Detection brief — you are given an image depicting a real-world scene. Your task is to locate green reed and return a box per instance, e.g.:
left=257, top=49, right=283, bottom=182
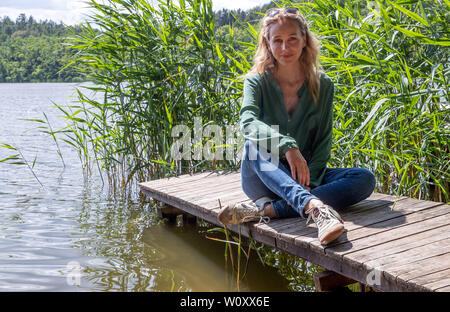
left=289, top=0, right=449, bottom=203
left=0, top=143, right=44, bottom=187
left=56, top=0, right=248, bottom=193
left=52, top=0, right=448, bottom=203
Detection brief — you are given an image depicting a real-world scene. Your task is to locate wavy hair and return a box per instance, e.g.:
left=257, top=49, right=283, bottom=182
left=247, top=9, right=323, bottom=104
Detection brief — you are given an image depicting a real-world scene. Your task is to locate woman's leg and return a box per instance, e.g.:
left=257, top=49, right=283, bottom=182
left=311, top=168, right=376, bottom=210
left=227, top=141, right=348, bottom=245
left=240, top=140, right=317, bottom=218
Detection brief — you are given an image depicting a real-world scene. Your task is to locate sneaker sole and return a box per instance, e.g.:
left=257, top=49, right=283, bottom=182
left=320, top=224, right=345, bottom=245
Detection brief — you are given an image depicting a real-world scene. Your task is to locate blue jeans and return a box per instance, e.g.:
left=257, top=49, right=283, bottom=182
left=241, top=141, right=376, bottom=219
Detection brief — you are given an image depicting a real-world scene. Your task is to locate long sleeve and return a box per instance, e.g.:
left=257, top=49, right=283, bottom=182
left=239, top=75, right=298, bottom=156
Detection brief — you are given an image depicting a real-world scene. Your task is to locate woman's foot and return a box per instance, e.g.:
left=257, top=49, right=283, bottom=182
left=217, top=201, right=269, bottom=225
left=305, top=202, right=345, bottom=245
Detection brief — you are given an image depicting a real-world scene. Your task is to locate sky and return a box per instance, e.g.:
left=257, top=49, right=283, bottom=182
left=0, top=0, right=272, bottom=25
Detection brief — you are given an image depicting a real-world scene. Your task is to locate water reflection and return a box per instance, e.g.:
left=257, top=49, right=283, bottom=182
left=73, top=186, right=291, bottom=292
left=0, top=83, right=320, bottom=292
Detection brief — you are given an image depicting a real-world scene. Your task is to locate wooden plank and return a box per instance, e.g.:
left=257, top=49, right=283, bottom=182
left=274, top=235, right=344, bottom=276
left=141, top=189, right=216, bottom=223
left=335, top=197, right=443, bottom=236
left=428, top=277, right=450, bottom=291
left=340, top=194, right=408, bottom=216
left=141, top=178, right=243, bottom=209
left=143, top=173, right=241, bottom=196
left=435, top=285, right=450, bottom=292
left=344, top=224, right=450, bottom=265
left=140, top=171, right=214, bottom=188
left=279, top=203, right=449, bottom=291
left=327, top=213, right=450, bottom=291
left=275, top=195, right=410, bottom=245
left=165, top=181, right=243, bottom=203
left=386, top=252, right=450, bottom=291
left=140, top=171, right=240, bottom=191
left=324, top=205, right=450, bottom=260
left=374, top=238, right=450, bottom=274
left=407, top=268, right=450, bottom=291
left=305, top=200, right=446, bottom=257
left=260, top=202, right=448, bottom=290
left=139, top=171, right=450, bottom=292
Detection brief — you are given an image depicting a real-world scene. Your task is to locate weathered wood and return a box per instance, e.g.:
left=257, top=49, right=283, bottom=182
left=313, top=270, right=357, bottom=292
left=140, top=172, right=240, bottom=193
left=146, top=177, right=242, bottom=201
left=343, top=224, right=450, bottom=272
left=139, top=171, right=450, bottom=292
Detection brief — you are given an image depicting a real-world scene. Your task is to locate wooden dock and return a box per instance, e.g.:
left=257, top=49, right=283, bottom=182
left=139, top=171, right=450, bottom=292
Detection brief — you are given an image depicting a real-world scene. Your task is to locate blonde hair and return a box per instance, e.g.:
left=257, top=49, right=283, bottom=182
left=247, top=9, right=323, bottom=104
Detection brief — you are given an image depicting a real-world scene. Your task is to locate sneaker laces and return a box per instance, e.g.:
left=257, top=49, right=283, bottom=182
left=243, top=215, right=270, bottom=224
left=238, top=202, right=270, bottom=224
left=306, top=205, right=343, bottom=228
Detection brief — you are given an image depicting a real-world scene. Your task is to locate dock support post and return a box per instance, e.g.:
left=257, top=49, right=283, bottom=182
left=313, top=270, right=357, bottom=292
left=156, top=202, right=197, bottom=225
left=182, top=213, right=197, bottom=225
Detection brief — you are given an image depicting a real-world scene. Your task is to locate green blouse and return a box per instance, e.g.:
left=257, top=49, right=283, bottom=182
left=239, top=70, right=334, bottom=187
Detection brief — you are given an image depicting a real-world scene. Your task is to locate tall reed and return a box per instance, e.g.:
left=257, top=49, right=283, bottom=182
left=289, top=0, right=449, bottom=202
left=56, top=0, right=248, bottom=193
left=54, top=0, right=448, bottom=203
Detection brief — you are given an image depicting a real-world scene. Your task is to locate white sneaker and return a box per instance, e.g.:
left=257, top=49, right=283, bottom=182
left=306, top=204, right=345, bottom=245
left=217, top=201, right=270, bottom=226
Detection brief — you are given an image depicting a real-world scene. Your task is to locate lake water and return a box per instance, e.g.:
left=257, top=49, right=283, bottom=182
left=0, top=83, right=319, bottom=292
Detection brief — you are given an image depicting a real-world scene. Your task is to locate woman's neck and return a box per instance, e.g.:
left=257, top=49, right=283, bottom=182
left=272, top=64, right=304, bottom=86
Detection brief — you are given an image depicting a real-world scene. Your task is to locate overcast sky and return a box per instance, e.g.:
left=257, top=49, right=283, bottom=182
left=0, top=0, right=272, bottom=25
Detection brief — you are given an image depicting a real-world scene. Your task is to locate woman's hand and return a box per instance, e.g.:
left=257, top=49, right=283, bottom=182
left=285, top=147, right=310, bottom=188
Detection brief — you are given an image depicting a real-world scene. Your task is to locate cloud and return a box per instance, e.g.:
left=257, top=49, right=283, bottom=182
left=0, top=0, right=93, bottom=25
left=0, top=0, right=272, bottom=25
left=0, top=0, right=69, bottom=10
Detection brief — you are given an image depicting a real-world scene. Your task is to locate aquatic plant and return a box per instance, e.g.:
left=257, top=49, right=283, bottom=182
left=54, top=0, right=448, bottom=202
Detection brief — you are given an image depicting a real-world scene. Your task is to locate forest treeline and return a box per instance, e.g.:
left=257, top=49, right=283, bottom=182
left=0, top=1, right=279, bottom=83
left=1, top=0, right=448, bottom=204
left=0, top=13, right=87, bottom=82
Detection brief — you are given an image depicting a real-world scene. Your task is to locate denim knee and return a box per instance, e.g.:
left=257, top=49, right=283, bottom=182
left=358, top=168, right=376, bottom=199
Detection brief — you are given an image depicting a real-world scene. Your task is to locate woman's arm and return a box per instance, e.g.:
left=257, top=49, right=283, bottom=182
left=239, top=75, right=299, bottom=157
left=240, top=75, right=311, bottom=187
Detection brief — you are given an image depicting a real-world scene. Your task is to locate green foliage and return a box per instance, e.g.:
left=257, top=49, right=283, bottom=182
left=297, top=0, right=449, bottom=202
left=52, top=0, right=448, bottom=203
left=0, top=14, right=86, bottom=82
left=56, top=0, right=254, bottom=189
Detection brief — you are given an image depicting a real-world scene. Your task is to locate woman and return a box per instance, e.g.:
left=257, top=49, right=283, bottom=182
left=217, top=7, right=376, bottom=245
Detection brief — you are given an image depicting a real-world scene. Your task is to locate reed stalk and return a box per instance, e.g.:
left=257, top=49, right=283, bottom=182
left=51, top=0, right=448, bottom=202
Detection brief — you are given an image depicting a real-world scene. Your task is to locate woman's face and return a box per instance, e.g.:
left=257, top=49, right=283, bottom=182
left=267, top=19, right=306, bottom=67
